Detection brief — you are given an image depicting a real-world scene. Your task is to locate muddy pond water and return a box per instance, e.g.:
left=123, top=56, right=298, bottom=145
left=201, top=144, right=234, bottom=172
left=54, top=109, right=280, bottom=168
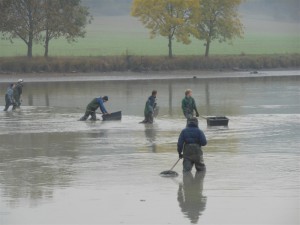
left=0, top=72, right=299, bottom=224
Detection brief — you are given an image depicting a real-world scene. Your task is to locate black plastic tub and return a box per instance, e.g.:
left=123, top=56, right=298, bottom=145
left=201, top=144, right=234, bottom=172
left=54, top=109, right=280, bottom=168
left=206, top=116, right=229, bottom=126
left=102, top=111, right=122, bottom=121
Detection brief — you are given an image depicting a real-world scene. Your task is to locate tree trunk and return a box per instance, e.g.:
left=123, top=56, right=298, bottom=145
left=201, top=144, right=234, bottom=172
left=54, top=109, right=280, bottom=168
left=205, top=40, right=210, bottom=57
left=44, top=29, right=49, bottom=57
left=27, top=7, right=33, bottom=58
left=27, top=35, right=33, bottom=58
left=168, top=36, right=173, bottom=58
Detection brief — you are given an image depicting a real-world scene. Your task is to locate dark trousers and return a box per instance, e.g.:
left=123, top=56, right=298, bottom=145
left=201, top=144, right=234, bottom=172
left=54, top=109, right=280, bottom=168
left=183, top=144, right=206, bottom=172
left=3, top=95, right=13, bottom=111
left=80, top=110, right=96, bottom=121
left=142, top=112, right=154, bottom=124
left=184, top=112, right=194, bottom=119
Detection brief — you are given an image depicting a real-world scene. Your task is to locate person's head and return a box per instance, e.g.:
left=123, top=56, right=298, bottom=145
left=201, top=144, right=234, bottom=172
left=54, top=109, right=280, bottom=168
left=102, top=96, right=108, bottom=102
left=187, top=117, right=198, bottom=127
left=152, top=90, right=157, bottom=97
left=185, top=89, right=192, bottom=97
left=17, top=79, right=24, bottom=84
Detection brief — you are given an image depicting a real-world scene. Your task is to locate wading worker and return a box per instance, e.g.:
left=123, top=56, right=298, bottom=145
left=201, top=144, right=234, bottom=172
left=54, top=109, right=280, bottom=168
left=182, top=89, right=199, bottom=119
left=79, top=96, right=109, bottom=121
left=3, top=83, right=15, bottom=111
left=177, top=117, right=207, bottom=172
left=12, top=79, right=24, bottom=110
left=141, top=90, right=157, bottom=124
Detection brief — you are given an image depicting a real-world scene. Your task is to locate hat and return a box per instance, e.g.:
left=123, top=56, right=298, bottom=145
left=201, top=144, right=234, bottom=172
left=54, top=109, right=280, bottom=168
left=187, top=117, right=198, bottom=127
left=102, top=96, right=108, bottom=101
left=17, top=79, right=24, bottom=83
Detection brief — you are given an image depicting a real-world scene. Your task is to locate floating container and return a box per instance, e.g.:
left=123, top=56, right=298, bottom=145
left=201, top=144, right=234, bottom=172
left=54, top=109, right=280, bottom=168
left=102, top=111, right=122, bottom=121
left=206, top=116, right=229, bottom=126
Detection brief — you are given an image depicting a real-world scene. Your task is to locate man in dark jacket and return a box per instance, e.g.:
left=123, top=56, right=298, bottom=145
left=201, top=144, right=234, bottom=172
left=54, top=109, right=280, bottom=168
left=12, top=79, right=24, bottom=110
left=177, top=117, right=207, bottom=172
left=182, top=89, right=199, bottom=119
left=3, top=83, right=15, bottom=111
left=141, top=90, right=157, bottom=124
left=79, top=96, right=109, bottom=121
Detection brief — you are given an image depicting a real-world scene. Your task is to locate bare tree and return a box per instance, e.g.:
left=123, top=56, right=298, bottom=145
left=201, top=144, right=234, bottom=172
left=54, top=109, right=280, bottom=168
left=0, top=0, right=44, bottom=57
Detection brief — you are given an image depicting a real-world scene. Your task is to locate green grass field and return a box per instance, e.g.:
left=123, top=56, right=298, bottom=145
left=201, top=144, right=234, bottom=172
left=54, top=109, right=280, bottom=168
left=0, top=16, right=299, bottom=57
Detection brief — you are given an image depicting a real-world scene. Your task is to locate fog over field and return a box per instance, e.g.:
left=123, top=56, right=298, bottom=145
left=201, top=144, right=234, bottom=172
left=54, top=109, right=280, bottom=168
left=0, top=0, right=298, bottom=56
left=82, top=0, right=300, bottom=43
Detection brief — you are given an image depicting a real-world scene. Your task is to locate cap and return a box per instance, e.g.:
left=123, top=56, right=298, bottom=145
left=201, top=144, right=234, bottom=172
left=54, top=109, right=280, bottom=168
left=102, top=96, right=108, bottom=101
left=17, top=79, right=24, bottom=83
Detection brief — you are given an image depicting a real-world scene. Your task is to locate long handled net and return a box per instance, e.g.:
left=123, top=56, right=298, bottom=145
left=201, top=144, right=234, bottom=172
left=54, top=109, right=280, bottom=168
left=160, top=158, right=180, bottom=177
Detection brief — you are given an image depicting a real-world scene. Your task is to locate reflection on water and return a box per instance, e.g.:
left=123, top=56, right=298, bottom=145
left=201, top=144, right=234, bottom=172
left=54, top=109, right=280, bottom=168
left=0, top=132, right=79, bottom=207
left=144, top=123, right=158, bottom=152
left=0, top=74, right=299, bottom=224
left=2, top=76, right=299, bottom=116
left=178, top=172, right=206, bottom=224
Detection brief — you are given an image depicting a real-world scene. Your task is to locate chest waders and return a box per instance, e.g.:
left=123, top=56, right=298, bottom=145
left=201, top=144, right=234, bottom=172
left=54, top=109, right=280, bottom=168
left=184, top=100, right=194, bottom=119
left=79, top=99, right=99, bottom=121
left=183, top=143, right=205, bottom=172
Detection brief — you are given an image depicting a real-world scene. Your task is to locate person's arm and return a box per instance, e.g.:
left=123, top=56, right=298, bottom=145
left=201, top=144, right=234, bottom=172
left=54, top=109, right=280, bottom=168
left=177, top=130, right=185, bottom=155
left=181, top=98, right=186, bottom=113
left=147, top=99, right=154, bottom=113
left=97, top=98, right=108, bottom=114
left=198, top=130, right=207, bottom=146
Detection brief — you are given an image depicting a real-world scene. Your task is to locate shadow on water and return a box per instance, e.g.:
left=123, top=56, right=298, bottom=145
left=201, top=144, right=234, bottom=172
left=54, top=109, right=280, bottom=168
left=177, top=171, right=207, bottom=224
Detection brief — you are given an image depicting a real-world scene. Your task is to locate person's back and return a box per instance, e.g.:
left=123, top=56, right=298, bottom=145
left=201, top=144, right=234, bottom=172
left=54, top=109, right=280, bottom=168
left=177, top=117, right=207, bottom=172
left=182, top=89, right=199, bottom=119
left=79, top=96, right=109, bottom=121
left=144, top=95, right=156, bottom=114
left=87, top=98, right=99, bottom=110
left=6, top=85, right=13, bottom=99
left=3, top=84, right=14, bottom=111
left=180, top=125, right=206, bottom=146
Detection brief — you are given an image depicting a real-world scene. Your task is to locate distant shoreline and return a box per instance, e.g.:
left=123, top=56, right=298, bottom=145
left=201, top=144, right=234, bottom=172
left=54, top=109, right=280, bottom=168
left=0, top=69, right=299, bottom=83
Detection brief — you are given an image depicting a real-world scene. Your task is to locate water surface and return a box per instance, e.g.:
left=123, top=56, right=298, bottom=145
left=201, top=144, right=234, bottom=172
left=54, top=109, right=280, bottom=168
left=0, top=73, right=299, bottom=224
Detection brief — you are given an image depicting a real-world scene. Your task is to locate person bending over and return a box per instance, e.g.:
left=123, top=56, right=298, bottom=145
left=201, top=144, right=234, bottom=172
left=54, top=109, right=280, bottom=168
left=80, top=96, right=109, bottom=121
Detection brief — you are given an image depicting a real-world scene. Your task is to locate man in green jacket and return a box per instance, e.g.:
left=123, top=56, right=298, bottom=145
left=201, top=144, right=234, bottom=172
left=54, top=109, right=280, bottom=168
left=182, top=89, right=199, bottom=119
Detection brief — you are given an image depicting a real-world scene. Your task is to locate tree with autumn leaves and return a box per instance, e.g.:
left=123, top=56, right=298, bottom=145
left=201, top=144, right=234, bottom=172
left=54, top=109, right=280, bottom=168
left=131, top=0, right=198, bottom=58
left=132, top=0, right=244, bottom=57
left=0, top=0, right=91, bottom=57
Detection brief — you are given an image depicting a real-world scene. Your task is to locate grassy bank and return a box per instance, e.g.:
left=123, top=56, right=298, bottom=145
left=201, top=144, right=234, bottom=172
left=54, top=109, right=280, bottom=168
left=0, top=54, right=299, bottom=73
left=0, top=17, right=299, bottom=57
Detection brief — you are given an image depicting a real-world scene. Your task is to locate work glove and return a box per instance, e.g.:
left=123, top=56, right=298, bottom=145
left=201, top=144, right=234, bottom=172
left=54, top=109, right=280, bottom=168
left=196, top=112, right=199, bottom=117
left=179, top=153, right=183, bottom=159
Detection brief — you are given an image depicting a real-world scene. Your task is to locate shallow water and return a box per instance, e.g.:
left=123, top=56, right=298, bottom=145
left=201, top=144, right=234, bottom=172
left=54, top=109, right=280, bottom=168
left=0, top=74, right=299, bottom=224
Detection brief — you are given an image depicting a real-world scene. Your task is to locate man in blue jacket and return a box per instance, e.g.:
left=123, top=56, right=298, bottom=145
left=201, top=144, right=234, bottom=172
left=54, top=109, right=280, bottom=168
left=177, top=117, right=207, bottom=172
left=79, top=96, right=109, bottom=121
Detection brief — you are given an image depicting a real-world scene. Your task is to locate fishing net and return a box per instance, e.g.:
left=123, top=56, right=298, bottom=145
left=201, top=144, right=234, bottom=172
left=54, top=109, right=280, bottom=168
left=159, top=170, right=178, bottom=177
